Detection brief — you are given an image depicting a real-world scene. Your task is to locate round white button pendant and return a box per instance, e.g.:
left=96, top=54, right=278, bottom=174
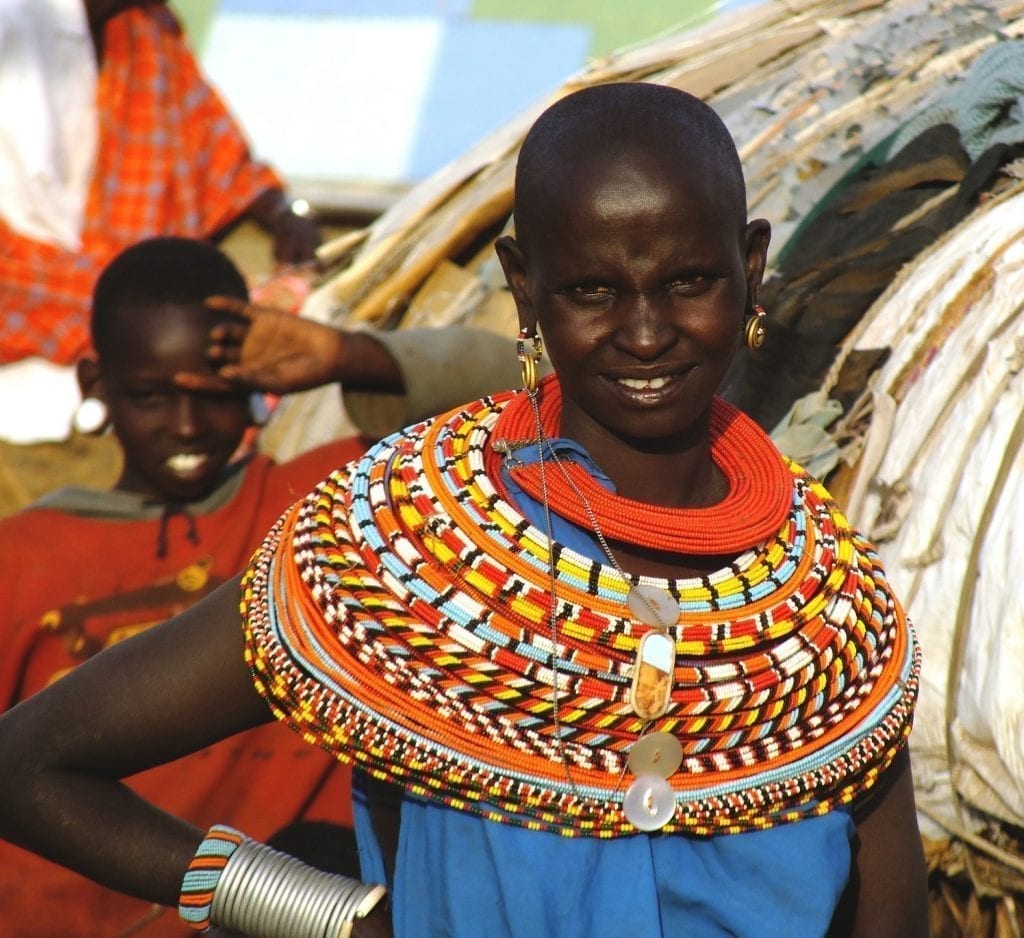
left=627, top=732, right=683, bottom=779
left=624, top=774, right=677, bottom=831
left=627, top=584, right=679, bottom=629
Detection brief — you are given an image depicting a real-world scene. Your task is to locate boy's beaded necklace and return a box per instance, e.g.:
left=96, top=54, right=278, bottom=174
left=241, top=382, right=920, bottom=838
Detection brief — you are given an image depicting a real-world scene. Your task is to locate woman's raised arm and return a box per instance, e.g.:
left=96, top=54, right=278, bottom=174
left=0, top=576, right=270, bottom=907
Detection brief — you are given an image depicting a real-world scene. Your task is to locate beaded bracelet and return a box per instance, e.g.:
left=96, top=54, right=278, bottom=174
left=179, top=824, right=246, bottom=931
left=178, top=824, right=387, bottom=936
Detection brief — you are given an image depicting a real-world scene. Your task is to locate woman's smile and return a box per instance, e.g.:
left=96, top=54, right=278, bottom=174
left=603, top=365, right=696, bottom=407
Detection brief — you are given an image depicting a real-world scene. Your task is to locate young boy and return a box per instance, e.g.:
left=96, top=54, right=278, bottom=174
left=0, top=236, right=522, bottom=936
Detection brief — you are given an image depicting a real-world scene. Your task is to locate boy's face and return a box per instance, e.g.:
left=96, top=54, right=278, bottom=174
left=499, top=147, right=768, bottom=460
left=95, top=303, right=251, bottom=503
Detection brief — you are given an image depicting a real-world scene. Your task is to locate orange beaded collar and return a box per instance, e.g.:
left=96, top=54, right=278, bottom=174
left=485, top=375, right=792, bottom=555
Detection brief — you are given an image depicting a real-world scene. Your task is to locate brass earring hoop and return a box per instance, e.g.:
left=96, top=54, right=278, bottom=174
left=517, top=329, right=543, bottom=393
left=745, top=304, right=767, bottom=351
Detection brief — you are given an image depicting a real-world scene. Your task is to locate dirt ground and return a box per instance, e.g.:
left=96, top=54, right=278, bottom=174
left=0, top=222, right=339, bottom=519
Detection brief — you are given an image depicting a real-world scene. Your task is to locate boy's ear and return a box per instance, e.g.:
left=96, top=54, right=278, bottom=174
left=76, top=357, right=105, bottom=402
left=494, top=235, right=537, bottom=335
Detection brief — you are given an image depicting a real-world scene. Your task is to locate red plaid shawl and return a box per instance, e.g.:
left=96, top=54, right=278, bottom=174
left=0, top=7, right=281, bottom=365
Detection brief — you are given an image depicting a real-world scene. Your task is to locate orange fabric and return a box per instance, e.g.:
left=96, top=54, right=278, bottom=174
left=0, top=6, right=281, bottom=366
left=0, top=437, right=370, bottom=938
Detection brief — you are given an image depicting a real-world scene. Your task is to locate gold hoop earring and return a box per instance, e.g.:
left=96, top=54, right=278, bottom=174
left=517, top=328, right=543, bottom=393
left=744, top=304, right=767, bottom=351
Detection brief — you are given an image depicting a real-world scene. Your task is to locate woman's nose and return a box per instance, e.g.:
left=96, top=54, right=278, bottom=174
left=613, top=291, right=677, bottom=359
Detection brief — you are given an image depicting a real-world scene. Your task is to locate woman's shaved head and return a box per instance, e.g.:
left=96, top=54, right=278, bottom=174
left=513, top=83, right=747, bottom=252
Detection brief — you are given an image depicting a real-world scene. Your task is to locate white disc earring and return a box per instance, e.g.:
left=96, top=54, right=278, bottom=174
left=73, top=397, right=109, bottom=435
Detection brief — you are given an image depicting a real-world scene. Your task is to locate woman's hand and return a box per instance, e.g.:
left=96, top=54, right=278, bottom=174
left=0, top=578, right=273, bottom=908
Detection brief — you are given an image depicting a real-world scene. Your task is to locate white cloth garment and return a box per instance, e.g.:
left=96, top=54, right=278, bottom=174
left=0, top=358, right=81, bottom=444
left=0, top=0, right=97, bottom=249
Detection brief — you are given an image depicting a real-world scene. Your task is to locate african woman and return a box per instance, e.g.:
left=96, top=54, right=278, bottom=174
left=0, top=83, right=929, bottom=938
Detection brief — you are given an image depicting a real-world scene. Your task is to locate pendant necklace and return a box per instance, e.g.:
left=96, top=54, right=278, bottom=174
left=508, top=391, right=685, bottom=832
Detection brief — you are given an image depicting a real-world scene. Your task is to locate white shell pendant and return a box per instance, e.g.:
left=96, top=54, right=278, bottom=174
left=627, top=731, right=683, bottom=779
left=623, top=774, right=677, bottom=831
left=627, top=584, right=679, bottom=629
left=629, top=630, right=676, bottom=721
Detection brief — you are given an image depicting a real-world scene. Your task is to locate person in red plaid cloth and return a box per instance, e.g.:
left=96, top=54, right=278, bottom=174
left=0, top=0, right=319, bottom=443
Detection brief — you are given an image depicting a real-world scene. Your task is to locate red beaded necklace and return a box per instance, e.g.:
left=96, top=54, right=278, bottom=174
left=485, top=375, right=792, bottom=555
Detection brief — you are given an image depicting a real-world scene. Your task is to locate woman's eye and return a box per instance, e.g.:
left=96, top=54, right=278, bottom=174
left=667, top=275, right=710, bottom=295
left=566, top=284, right=615, bottom=303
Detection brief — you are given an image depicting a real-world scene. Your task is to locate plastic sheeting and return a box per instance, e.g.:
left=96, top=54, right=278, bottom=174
left=837, top=185, right=1024, bottom=840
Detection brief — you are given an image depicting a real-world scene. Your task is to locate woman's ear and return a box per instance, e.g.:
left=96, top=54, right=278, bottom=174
left=743, top=218, right=772, bottom=302
left=494, top=235, right=537, bottom=336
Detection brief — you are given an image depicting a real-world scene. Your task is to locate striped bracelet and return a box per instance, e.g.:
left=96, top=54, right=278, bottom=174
left=179, top=824, right=246, bottom=931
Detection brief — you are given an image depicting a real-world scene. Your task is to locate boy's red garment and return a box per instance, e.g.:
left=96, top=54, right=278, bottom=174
left=0, top=438, right=369, bottom=937
left=0, top=5, right=281, bottom=366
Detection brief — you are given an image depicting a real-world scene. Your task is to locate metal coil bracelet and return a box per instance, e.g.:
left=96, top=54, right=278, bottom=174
left=210, top=838, right=386, bottom=937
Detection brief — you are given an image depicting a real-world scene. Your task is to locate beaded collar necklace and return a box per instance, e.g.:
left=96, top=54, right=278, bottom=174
left=485, top=376, right=792, bottom=555
left=242, top=384, right=920, bottom=838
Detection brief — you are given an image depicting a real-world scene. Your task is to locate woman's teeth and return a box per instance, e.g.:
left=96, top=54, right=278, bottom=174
left=617, top=376, right=671, bottom=390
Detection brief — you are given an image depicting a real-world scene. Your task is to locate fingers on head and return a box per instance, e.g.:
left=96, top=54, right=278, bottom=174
left=205, top=295, right=255, bottom=321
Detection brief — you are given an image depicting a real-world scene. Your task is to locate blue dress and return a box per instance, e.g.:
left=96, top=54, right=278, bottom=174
left=353, top=438, right=854, bottom=937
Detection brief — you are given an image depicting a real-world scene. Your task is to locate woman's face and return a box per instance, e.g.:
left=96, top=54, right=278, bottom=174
left=499, top=148, right=768, bottom=462
left=94, top=303, right=251, bottom=503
